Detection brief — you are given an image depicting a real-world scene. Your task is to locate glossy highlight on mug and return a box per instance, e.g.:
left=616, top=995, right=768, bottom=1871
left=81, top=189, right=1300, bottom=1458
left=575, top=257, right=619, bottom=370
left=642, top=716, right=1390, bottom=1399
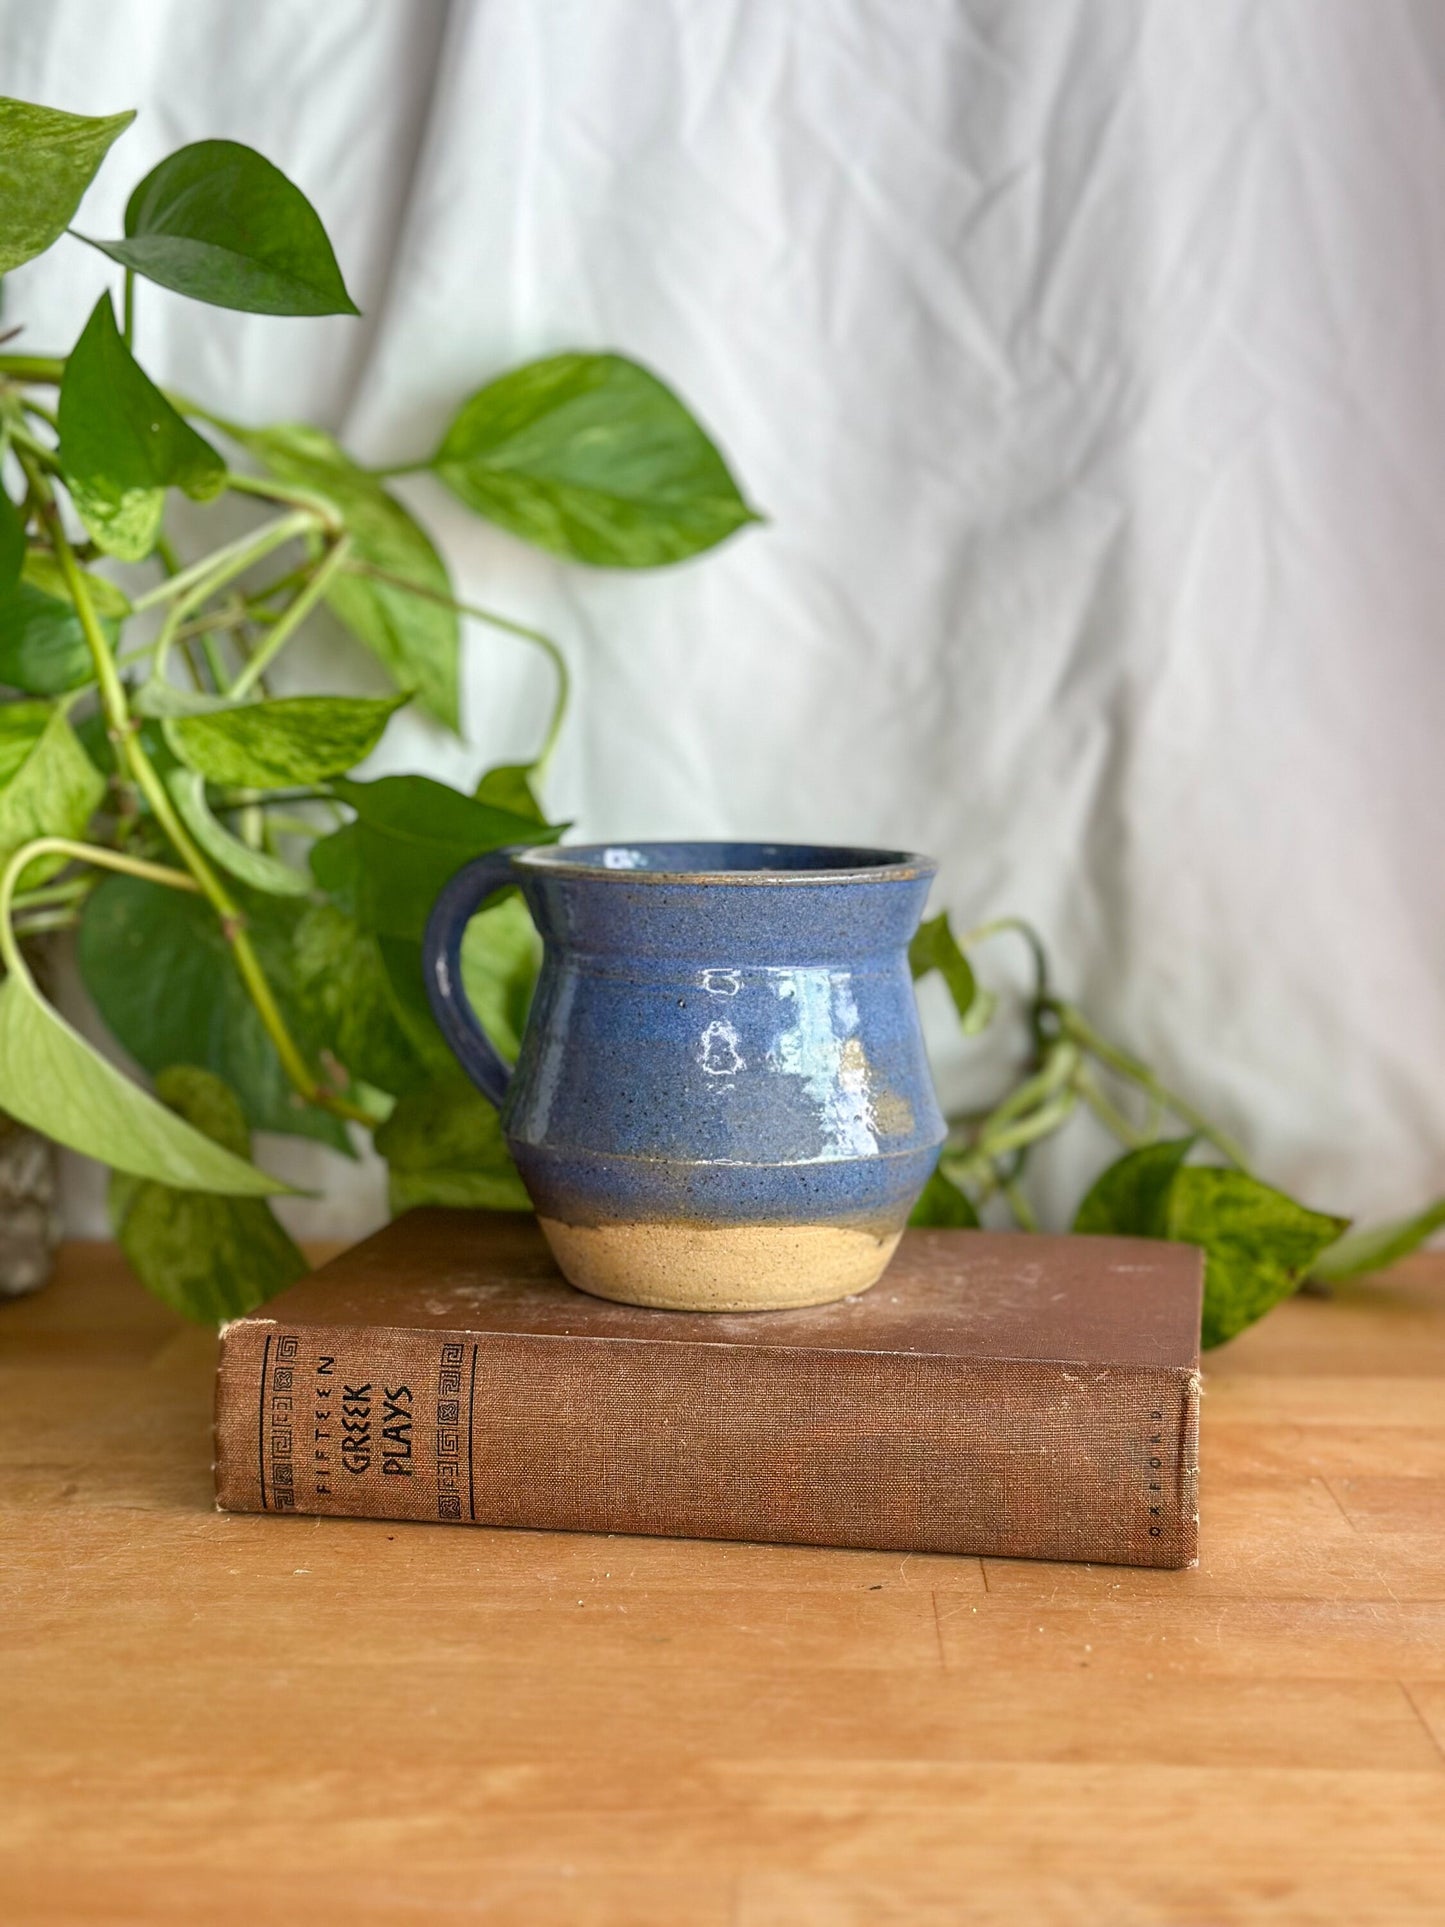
left=423, top=842, right=946, bottom=1311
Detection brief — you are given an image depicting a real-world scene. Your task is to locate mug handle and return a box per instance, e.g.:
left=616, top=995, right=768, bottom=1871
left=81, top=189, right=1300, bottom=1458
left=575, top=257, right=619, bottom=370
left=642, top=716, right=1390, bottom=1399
left=422, top=849, right=521, bottom=1109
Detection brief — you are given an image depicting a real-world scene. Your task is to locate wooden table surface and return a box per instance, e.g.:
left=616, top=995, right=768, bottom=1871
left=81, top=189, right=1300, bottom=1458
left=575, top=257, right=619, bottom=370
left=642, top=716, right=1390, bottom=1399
left=2, top=1244, right=1443, bottom=1926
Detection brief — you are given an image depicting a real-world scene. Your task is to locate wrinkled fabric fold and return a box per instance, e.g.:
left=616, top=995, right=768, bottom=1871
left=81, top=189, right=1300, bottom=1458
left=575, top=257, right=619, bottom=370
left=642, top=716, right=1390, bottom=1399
left=6, top=0, right=1441, bottom=1235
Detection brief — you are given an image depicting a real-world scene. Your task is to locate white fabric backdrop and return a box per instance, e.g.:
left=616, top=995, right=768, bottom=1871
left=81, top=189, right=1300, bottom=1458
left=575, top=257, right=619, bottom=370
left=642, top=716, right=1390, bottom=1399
left=4, top=0, right=1442, bottom=1239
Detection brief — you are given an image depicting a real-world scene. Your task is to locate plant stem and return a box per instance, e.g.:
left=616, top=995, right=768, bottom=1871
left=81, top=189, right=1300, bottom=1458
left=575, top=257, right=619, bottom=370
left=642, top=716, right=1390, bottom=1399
left=1055, top=1002, right=1256, bottom=1163
left=1074, top=1065, right=1150, bottom=1148
left=229, top=535, right=352, bottom=696
left=0, top=838, right=199, bottom=986
left=13, top=908, right=80, bottom=938
left=198, top=630, right=230, bottom=693
left=960, top=915, right=1051, bottom=1002
left=5, top=420, right=60, bottom=468
left=11, top=875, right=94, bottom=912
left=249, top=561, right=319, bottom=605
left=365, top=457, right=430, bottom=478
left=228, top=624, right=276, bottom=700
left=974, top=1088, right=1078, bottom=1160
left=225, top=470, right=343, bottom=532
left=342, top=558, right=572, bottom=773
left=20, top=460, right=369, bottom=1128
left=1051, top=1003, right=1250, bottom=1168
left=174, top=600, right=247, bottom=644
left=215, top=785, right=332, bottom=810
left=144, top=521, right=331, bottom=696
left=940, top=1146, right=990, bottom=1188
left=176, top=638, right=207, bottom=693
left=129, top=511, right=315, bottom=612
left=260, top=811, right=326, bottom=840
left=1001, top=1176, right=1039, bottom=1231
left=0, top=355, right=65, bottom=384
left=122, top=269, right=135, bottom=348
left=61, top=557, right=305, bottom=1090
left=976, top=1041, right=1079, bottom=1137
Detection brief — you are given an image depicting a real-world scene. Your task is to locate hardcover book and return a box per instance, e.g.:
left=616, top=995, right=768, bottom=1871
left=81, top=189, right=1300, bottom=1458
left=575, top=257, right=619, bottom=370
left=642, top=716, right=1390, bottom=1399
left=215, top=1208, right=1202, bottom=1568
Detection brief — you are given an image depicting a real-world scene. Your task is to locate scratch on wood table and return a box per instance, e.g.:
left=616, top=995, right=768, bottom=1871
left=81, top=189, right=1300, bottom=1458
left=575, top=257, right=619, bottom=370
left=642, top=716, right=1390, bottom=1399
left=1, top=1243, right=1443, bottom=1924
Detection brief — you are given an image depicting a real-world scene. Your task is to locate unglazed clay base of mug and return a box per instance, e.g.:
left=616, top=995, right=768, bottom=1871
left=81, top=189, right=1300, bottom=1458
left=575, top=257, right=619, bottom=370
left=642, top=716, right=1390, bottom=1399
left=538, top=1218, right=904, bottom=1312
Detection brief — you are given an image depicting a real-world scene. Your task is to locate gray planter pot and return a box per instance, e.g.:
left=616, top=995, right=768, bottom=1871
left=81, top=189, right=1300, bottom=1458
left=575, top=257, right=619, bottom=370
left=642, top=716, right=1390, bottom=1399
left=0, top=1111, right=59, bottom=1298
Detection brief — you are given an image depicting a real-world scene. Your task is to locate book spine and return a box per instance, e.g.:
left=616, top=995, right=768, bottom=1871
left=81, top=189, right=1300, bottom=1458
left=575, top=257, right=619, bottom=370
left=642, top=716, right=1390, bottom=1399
left=216, top=1321, right=1200, bottom=1568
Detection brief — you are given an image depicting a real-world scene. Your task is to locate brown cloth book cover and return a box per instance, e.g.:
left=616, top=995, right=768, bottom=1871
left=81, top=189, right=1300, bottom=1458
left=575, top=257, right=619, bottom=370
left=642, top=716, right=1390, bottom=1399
left=215, top=1209, right=1203, bottom=1569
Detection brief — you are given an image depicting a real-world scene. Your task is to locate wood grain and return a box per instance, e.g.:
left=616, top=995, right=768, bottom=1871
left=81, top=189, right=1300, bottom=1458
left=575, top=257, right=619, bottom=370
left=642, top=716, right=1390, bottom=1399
left=1, top=1242, right=1443, bottom=1925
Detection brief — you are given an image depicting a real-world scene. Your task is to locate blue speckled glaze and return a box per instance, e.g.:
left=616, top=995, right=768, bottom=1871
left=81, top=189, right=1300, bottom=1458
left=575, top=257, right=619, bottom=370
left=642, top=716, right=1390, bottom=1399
left=423, top=842, right=946, bottom=1236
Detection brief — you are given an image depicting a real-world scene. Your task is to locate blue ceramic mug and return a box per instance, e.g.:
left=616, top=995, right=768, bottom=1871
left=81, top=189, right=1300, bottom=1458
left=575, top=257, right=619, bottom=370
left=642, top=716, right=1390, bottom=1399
left=423, top=842, right=946, bottom=1311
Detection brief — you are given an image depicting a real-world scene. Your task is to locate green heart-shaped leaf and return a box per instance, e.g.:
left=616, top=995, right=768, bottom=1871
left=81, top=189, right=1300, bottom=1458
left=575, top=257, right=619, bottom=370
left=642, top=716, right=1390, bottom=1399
left=456, top=890, right=540, bottom=1064
left=364, top=897, right=541, bottom=1092
left=58, top=294, right=225, bottom=560
left=316, top=773, right=559, bottom=941
left=1073, top=1137, right=1197, bottom=1239
left=1073, top=1141, right=1349, bottom=1349
left=374, top=1079, right=531, bottom=1214
left=77, top=874, right=351, bottom=1153
left=110, top=1066, right=307, bottom=1320
left=0, top=553, right=129, bottom=695
left=0, top=97, right=134, bottom=274
left=432, top=352, right=758, bottom=567
left=909, top=1166, right=980, bottom=1228
left=0, top=972, right=294, bottom=1195
left=231, top=423, right=457, bottom=727
left=0, top=491, right=24, bottom=594
left=84, top=139, right=357, bottom=315
left=473, top=761, right=546, bottom=823
left=0, top=701, right=105, bottom=885
left=373, top=936, right=453, bottom=1075
left=165, top=691, right=404, bottom=788
left=910, top=912, right=991, bottom=1033
left=1172, top=1168, right=1349, bottom=1348
left=291, top=901, right=432, bottom=1099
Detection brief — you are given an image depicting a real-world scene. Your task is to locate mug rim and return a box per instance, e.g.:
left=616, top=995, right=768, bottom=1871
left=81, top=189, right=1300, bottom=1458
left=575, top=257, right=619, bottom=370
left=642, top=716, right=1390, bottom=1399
left=511, top=841, right=936, bottom=885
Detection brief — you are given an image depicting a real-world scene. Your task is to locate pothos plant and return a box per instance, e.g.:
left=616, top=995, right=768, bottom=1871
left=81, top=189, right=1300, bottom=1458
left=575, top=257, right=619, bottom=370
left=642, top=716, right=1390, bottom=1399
left=0, top=99, right=1438, bottom=1345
